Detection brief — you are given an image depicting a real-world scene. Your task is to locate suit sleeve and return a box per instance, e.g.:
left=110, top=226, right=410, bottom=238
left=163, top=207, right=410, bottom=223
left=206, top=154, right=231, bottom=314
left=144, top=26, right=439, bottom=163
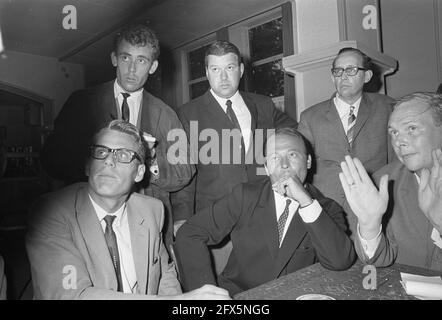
left=173, top=184, right=245, bottom=291
left=303, top=188, right=356, bottom=270
left=150, top=106, right=195, bottom=193
left=170, top=109, right=197, bottom=222
left=297, top=112, right=314, bottom=149
left=26, top=197, right=176, bottom=300
left=156, top=204, right=183, bottom=295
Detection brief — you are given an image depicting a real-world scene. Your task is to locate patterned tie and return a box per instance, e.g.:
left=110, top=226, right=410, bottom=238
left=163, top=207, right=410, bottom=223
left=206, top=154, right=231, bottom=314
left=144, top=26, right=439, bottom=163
left=104, top=215, right=123, bottom=292
left=121, top=93, right=131, bottom=122
left=346, top=105, right=356, bottom=147
left=225, top=99, right=242, bottom=132
left=277, top=199, right=291, bottom=245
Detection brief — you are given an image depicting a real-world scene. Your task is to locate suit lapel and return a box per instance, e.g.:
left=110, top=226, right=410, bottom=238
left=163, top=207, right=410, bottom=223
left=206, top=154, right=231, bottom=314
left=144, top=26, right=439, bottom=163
left=241, top=92, right=257, bottom=131
left=273, top=210, right=308, bottom=278
left=203, top=91, right=234, bottom=128
left=325, top=97, right=348, bottom=146
left=138, top=91, right=158, bottom=134
left=397, top=169, right=431, bottom=243
left=75, top=185, right=117, bottom=289
left=351, top=93, right=371, bottom=143
left=256, top=183, right=279, bottom=260
left=126, top=197, right=150, bottom=294
left=98, top=81, right=119, bottom=122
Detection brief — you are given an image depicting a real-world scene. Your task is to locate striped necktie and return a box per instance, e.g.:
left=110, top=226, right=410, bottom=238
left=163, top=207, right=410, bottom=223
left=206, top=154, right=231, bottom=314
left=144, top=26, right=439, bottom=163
left=104, top=215, right=123, bottom=292
left=346, top=105, right=356, bottom=146
left=277, top=199, right=291, bottom=246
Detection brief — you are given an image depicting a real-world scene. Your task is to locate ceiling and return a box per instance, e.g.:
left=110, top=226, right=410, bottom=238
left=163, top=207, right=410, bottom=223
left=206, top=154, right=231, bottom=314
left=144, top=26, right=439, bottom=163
left=0, top=0, right=286, bottom=66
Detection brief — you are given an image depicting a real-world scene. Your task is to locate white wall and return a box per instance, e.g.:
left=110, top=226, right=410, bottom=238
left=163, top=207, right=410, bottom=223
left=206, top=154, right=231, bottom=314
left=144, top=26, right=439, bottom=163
left=381, top=0, right=442, bottom=98
left=0, top=50, right=84, bottom=119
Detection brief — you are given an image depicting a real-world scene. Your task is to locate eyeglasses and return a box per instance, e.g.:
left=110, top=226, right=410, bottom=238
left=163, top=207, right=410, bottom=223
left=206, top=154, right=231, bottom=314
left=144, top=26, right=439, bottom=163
left=90, top=144, right=142, bottom=164
left=331, top=66, right=366, bottom=77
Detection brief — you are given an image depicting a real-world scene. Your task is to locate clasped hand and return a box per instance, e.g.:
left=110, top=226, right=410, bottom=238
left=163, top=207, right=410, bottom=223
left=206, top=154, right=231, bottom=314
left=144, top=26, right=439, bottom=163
left=272, top=175, right=312, bottom=207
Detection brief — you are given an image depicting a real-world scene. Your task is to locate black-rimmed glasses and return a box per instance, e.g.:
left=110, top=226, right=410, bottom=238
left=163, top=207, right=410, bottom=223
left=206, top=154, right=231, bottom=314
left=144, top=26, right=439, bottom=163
left=90, top=144, right=142, bottom=164
left=331, top=66, right=366, bottom=77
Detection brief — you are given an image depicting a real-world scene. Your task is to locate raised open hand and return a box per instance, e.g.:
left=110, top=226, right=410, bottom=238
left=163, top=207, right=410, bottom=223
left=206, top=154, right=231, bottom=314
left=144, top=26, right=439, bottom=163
left=339, top=156, right=389, bottom=239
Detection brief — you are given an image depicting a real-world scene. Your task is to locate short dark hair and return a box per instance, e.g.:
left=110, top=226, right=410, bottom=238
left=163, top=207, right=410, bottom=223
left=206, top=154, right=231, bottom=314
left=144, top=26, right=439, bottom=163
left=394, top=92, right=442, bottom=127
left=332, top=47, right=372, bottom=70
left=204, top=40, right=242, bottom=67
left=113, top=23, right=160, bottom=61
left=93, top=120, right=150, bottom=164
left=265, top=127, right=307, bottom=156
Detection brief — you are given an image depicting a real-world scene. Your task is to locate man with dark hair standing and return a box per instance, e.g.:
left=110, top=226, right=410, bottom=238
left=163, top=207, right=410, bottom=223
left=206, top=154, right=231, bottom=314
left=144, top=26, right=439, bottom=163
left=28, top=120, right=230, bottom=300
left=173, top=40, right=296, bottom=273
left=298, top=47, right=395, bottom=236
left=41, top=23, right=193, bottom=251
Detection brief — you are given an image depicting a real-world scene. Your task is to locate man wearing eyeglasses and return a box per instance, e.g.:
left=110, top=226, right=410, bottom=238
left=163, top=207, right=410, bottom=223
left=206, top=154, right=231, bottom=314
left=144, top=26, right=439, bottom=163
left=298, top=47, right=395, bottom=237
left=26, top=120, right=230, bottom=300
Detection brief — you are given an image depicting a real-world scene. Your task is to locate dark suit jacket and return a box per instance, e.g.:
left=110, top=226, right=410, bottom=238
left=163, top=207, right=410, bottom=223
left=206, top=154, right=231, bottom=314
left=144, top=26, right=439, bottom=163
left=354, top=161, right=442, bottom=271
left=172, top=90, right=297, bottom=221
left=298, top=92, right=395, bottom=235
left=41, top=81, right=195, bottom=249
left=174, top=178, right=356, bottom=295
left=26, top=183, right=181, bottom=299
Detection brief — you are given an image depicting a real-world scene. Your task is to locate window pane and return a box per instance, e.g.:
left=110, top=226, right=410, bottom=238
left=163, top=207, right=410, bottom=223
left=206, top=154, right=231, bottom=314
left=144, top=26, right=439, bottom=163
left=188, top=45, right=210, bottom=80
left=190, top=80, right=210, bottom=99
left=250, top=59, right=284, bottom=97
left=249, top=17, right=283, bottom=62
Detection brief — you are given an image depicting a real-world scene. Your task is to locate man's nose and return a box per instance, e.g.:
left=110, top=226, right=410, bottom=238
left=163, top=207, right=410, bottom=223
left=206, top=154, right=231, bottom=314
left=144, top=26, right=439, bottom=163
left=104, top=152, right=117, bottom=167
left=393, top=133, right=408, bottom=148
left=129, top=61, right=136, bottom=73
left=280, top=155, right=289, bottom=168
left=340, top=71, right=349, bottom=80
left=220, top=69, right=227, bottom=80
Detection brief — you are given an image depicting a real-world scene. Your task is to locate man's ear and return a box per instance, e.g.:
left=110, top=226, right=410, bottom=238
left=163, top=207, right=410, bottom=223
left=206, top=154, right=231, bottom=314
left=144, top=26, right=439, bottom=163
left=307, top=154, right=312, bottom=170
left=85, top=160, right=91, bottom=177
left=111, top=52, right=118, bottom=67
left=149, top=60, right=159, bottom=75
left=240, top=62, right=245, bottom=78
left=364, top=69, right=373, bottom=84
left=134, top=164, right=146, bottom=183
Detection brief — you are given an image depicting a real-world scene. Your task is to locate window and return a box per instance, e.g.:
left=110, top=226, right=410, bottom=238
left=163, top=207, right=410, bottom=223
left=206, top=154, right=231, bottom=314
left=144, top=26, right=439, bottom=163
left=187, top=43, right=211, bottom=99
left=248, top=17, right=284, bottom=99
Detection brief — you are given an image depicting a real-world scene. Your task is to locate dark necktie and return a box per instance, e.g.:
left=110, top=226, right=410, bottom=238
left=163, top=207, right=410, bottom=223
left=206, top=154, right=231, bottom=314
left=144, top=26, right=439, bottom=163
left=225, top=99, right=242, bottom=132
left=104, top=215, right=123, bottom=292
left=346, top=105, right=356, bottom=147
left=121, top=93, right=131, bottom=122
left=277, top=199, right=291, bottom=245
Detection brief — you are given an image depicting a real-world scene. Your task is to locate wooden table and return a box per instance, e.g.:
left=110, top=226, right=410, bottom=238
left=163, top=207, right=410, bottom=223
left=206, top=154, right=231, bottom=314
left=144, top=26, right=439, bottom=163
left=234, top=261, right=442, bottom=300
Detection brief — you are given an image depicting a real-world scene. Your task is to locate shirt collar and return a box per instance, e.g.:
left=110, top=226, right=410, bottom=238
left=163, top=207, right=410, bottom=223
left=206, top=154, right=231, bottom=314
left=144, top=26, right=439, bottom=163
left=210, top=89, right=241, bottom=110
left=334, top=94, right=362, bottom=118
left=89, top=194, right=126, bottom=228
left=113, top=79, right=143, bottom=100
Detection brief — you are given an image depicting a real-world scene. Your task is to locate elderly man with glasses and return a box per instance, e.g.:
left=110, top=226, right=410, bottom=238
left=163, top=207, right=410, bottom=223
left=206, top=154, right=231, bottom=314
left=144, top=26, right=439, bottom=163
left=26, top=120, right=230, bottom=300
left=298, top=47, right=395, bottom=238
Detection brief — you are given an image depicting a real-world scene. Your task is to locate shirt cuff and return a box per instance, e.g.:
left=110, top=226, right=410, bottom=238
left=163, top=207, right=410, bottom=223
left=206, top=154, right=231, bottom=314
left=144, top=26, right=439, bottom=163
left=431, top=228, right=442, bottom=249
left=298, top=199, right=322, bottom=223
left=357, top=223, right=382, bottom=259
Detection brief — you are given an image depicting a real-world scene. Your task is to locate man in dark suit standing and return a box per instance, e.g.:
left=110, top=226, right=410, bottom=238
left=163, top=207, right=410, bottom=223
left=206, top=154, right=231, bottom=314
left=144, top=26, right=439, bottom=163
left=298, top=47, right=395, bottom=236
left=172, top=41, right=297, bottom=273
left=174, top=128, right=355, bottom=295
left=41, top=23, right=194, bottom=251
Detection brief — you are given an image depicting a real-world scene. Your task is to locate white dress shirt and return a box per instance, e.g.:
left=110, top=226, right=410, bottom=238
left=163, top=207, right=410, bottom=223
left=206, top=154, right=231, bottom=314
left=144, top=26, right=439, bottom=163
left=273, top=191, right=322, bottom=247
left=333, top=94, right=362, bottom=132
left=358, top=173, right=442, bottom=259
left=210, top=89, right=252, bottom=152
left=114, top=80, right=143, bottom=126
left=89, top=195, right=138, bottom=293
